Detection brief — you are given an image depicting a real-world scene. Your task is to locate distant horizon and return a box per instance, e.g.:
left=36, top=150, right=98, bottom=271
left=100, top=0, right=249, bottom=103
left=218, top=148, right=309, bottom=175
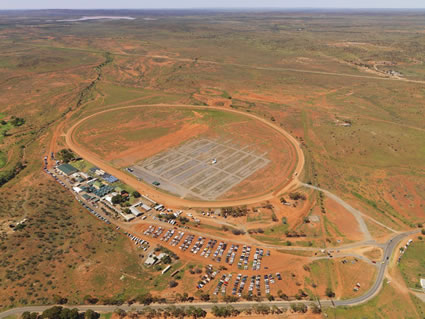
left=2, top=7, right=425, bottom=11
left=2, top=0, right=425, bottom=10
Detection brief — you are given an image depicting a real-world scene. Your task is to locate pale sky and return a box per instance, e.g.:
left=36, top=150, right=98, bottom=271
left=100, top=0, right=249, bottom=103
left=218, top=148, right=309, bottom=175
left=1, top=0, right=425, bottom=10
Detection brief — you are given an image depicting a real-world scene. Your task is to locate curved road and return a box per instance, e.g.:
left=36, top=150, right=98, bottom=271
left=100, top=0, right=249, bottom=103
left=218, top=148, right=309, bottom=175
left=302, top=183, right=398, bottom=236
left=65, top=104, right=305, bottom=208
left=0, top=230, right=418, bottom=318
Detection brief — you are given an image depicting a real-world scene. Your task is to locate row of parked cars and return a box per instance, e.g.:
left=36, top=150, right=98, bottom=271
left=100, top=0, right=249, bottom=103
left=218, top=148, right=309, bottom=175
left=238, top=245, right=251, bottom=270
left=225, top=244, right=239, bottom=265
left=181, top=234, right=195, bottom=251
left=143, top=225, right=163, bottom=238
left=142, top=225, right=270, bottom=271
left=212, top=242, right=227, bottom=262
left=81, top=200, right=111, bottom=225
left=125, top=232, right=150, bottom=251
left=197, top=265, right=219, bottom=289
left=200, top=239, right=218, bottom=258
left=214, top=273, right=233, bottom=295
left=252, top=248, right=264, bottom=270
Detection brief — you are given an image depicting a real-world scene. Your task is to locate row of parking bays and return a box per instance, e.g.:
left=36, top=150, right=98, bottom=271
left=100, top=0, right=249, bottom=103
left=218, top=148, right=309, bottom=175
left=197, top=265, right=219, bottom=289
left=213, top=272, right=282, bottom=297
left=125, top=231, right=150, bottom=251
left=44, top=167, right=111, bottom=226
left=143, top=225, right=270, bottom=270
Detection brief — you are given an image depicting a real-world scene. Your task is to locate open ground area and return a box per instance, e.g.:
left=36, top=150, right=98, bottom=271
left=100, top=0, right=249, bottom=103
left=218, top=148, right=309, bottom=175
left=0, top=8, right=424, bottom=319
left=129, top=138, right=270, bottom=200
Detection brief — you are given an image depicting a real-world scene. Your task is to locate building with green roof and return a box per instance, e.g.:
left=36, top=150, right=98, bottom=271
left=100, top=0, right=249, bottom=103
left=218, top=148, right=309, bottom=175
left=57, top=163, right=78, bottom=176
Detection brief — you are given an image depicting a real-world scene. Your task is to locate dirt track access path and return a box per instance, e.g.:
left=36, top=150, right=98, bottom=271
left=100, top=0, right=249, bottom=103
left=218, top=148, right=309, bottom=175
left=65, top=104, right=305, bottom=208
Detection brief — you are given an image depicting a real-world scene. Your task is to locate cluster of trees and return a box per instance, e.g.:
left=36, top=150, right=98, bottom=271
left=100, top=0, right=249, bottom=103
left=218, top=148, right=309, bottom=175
left=295, top=289, right=308, bottom=300
left=211, top=303, right=318, bottom=317
left=118, top=306, right=206, bottom=319
left=290, top=303, right=308, bottom=313
left=221, top=225, right=245, bottom=236
left=57, top=149, right=76, bottom=163
left=289, top=192, right=307, bottom=201
left=178, top=216, right=189, bottom=224
left=231, top=228, right=245, bottom=236
left=211, top=305, right=240, bottom=317
left=157, top=213, right=176, bottom=221
left=247, top=228, right=264, bottom=234
left=112, top=194, right=130, bottom=205
left=157, top=245, right=178, bottom=260
left=22, top=307, right=99, bottom=319
left=318, top=191, right=327, bottom=214
left=221, top=207, right=249, bottom=218
left=0, top=161, right=25, bottom=187
left=10, top=116, right=26, bottom=127
left=77, top=53, right=113, bottom=108
left=284, top=230, right=307, bottom=238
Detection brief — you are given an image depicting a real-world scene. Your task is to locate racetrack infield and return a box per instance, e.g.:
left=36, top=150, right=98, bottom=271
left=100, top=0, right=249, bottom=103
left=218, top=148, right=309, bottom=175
left=73, top=105, right=296, bottom=201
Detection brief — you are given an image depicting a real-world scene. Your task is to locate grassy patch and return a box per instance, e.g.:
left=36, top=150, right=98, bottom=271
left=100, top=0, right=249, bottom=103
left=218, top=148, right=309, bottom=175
left=70, top=159, right=95, bottom=172
left=325, top=282, right=421, bottom=319
left=0, top=121, right=13, bottom=144
left=399, top=239, right=425, bottom=289
left=0, top=151, right=7, bottom=169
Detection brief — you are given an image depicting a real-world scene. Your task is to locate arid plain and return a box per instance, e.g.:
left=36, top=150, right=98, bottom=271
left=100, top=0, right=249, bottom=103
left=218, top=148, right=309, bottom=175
left=0, top=9, right=424, bottom=319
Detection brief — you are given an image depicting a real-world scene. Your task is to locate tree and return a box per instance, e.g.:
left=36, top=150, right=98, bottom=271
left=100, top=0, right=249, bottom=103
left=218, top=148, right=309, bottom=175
left=111, top=194, right=124, bottom=205
left=52, top=294, right=67, bottom=304
left=57, top=149, right=75, bottom=163
left=169, top=280, right=178, bottom=288
left=135, top=293, right=153, bottom=305
left=291, top=303, right=307, bottom=313
left=325, top=287, right=335, bottom=298
left=10, top=116, right=25, bottom=127
left=41, top=306, right=63, bottom=319
left=132, top=191, right=141, bottom=198
left=289, top=192, right=306, bottom=201
left=223, top=295, right=238, bottom=303
left=84, top=310, right=100, bottom=319
left=83, top=295, right=98, bottom=304
left=114, top=309, right=127, bottom=318
left=162, top=255, right=172, bottom=264
left=421, top=229, right=425, bottom=235
left=311, top=304, right=322, bottom=314
left=200, top=294, right=210, bottom=301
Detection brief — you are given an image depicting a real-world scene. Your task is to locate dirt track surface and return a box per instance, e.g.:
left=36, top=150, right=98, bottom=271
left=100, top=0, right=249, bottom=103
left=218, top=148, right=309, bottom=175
left=65, top=104, right=305, bottom=208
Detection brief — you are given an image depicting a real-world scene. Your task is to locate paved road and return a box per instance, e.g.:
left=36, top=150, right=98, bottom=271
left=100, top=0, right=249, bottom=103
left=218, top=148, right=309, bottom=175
left=1, top=231, right=417, bottom=318
left=334, top=230, right=419, bottom=306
